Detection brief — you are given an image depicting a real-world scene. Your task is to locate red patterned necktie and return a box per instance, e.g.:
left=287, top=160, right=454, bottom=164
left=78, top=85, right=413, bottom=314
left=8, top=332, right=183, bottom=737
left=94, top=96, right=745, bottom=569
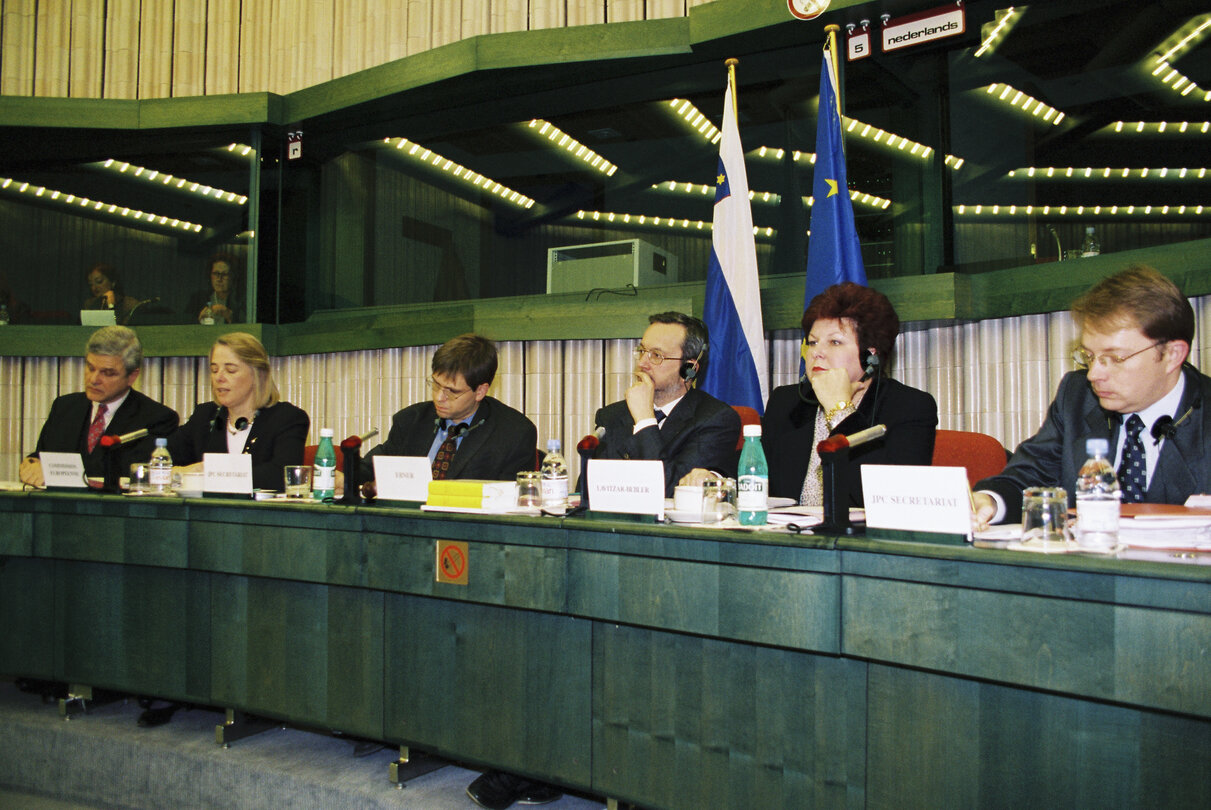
left=87, top=403, right=108, bottom=453
left=431, top=423, right=468, bottom=480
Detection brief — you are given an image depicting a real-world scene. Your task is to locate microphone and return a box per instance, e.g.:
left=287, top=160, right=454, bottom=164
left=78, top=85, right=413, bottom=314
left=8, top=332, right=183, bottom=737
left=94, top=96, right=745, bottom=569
left=209, top=406, right=228, bottom=432
left=817, top=424, right=887, bottom=454
left=577, top=426, right=606, bottom=453
left=233, top=417, right=250, bottom=431
left=340, top=428, right=380, bottom=450
left=1151, top=415, right=1175, bottom=445
left=99, top=428, right=149, bottom=448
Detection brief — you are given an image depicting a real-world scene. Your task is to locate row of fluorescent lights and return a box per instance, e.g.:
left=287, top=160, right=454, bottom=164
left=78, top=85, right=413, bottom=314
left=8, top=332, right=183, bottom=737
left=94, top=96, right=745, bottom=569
left=574, top=209, right=774, bottom=237
left=650, top=179, right=892, bottom=211
left=0, top=177, right=204, bottom=232
left=528, top=119, right=618, bottom=176
left=1106, top=120, right=1211, bottom=134
left=1008, top=166, right=1209, bottom=179
left=974, top=6, right=1023, bottom=58
left=99, top=159, right=248, bottom=205
left=984, top=83, right=1065, bottom=125
left=387, top=137, right=536, bottom=209
left=955, top=203, right=1206, bottom=217
left=1151, top=13, right=1211, bottom=101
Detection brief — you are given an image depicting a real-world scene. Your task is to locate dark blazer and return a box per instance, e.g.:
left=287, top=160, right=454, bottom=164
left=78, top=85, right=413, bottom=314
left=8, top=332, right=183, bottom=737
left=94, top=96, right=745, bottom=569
left=83, top=294, right=140, bottom=325
left=185, top=290, right=244, bottom=324
left=976, top=365, right=1211, bottom=522
left=168, top=401, right=309, bottom=491
left=592, top=387, right=742, bottom=497
left=763, top=377, right=938, bottom=506
left=362, top=397, right=538, bottom=482
left=30, top=390, right=179, bottom=479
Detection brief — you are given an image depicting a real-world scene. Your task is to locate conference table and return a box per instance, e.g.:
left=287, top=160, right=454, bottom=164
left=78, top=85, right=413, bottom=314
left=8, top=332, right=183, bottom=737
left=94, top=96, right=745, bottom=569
left=1, top=491, right=1208, bottom=809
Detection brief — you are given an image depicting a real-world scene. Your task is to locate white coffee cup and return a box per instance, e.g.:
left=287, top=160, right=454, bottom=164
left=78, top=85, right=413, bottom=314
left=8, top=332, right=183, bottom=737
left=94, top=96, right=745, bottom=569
left=673, top=484, right=703, bottom=513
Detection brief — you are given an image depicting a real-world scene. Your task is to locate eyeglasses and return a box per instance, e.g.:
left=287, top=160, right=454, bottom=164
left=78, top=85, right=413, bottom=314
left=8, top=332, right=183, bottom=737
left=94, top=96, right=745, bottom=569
left=430, top=376, right=472, bottom=399
left=633, top=345, right=684, bottom=366
left=211, top=271, right=231, bottom=278
left=1072, top=341, right=1165, bottom=368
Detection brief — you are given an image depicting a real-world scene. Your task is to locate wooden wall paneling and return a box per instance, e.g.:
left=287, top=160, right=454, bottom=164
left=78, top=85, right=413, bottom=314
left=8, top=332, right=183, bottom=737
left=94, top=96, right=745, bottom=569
left=298, top=0, right=334, bottom=94
left=566, top=0, right=606, bottom=27
left=1, top=0, right=37, bottom=96
left=237, top=0, right=271, bottom=94
left=460, top=0, right=489, bottom=40
left=137, top=0, right=175, bottom=99
left=104, top=0, right=139, bottom=98
left=205, top=0, right=241, bottom=95
left=431, top=0, right=460, bottom=49
left=33, top=0, right=70, bottom=96
left=563, top=338, right=604, bottom=484
left=380, top=0, right=410, bottom=63
left=529, top=0, right=566, bottom=31
left=647, top=0, right=686, bottom=20
left=405, top=0, right=431, bottom=56
left=69, top=0, right=104, bottom=98
left=523, top=339, right=564, bottom=466
left=0, top=356, right=23, bottom=476
left=605, top=0, right=644, bottom=23
left=172, top=0, right=208, bottom=97
left=360, top=0, right=388, bottom=79
left=490, top=0, right=528, bottom=34
left=19, top=357, right=58, bottom=463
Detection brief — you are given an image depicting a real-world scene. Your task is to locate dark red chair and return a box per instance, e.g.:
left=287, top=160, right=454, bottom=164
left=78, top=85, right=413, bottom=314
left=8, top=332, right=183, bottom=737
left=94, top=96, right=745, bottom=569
left=931, top=429, right=1009, bottom=487
left=731, top=405, right=762, bottom=451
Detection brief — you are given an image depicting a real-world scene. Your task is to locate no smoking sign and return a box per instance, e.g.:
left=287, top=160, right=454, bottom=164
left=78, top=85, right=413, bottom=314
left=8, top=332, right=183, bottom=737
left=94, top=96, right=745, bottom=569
left=435, top=540, right=469, bottom=585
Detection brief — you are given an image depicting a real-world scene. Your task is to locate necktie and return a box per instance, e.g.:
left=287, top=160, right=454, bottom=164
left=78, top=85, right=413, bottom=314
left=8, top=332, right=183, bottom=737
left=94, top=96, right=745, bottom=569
left=87, top=403, right=108, bottom=453
left=653, top=409, right=667, bottom=427
left=1118, top=414, right=1147, bottom=503
left=431, top=423, right=468, bottom=480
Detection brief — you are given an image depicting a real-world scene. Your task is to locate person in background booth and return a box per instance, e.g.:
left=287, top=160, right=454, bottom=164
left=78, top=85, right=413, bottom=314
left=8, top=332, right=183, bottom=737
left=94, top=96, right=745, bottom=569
left=762, top=282, right=938, bottom=507
left=168, top=332, right=308, bottom=492
left=973, top=265, right=1211, bottom=526
left=82, top=263, right=140, bottom=325
left=19, top=326, right=179, bottom=487
left=187, top=254, right=244, bottom=325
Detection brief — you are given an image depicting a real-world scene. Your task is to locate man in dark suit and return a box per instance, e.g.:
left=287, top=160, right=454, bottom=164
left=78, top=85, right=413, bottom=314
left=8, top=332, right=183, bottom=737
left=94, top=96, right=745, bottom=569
left=19, top=325, right=178, bottom=487
left=974, top=265, right=1211, bottom=525
left=361, top=334, right=537, bottom=488
left=590, top=311, right=741, bottom=497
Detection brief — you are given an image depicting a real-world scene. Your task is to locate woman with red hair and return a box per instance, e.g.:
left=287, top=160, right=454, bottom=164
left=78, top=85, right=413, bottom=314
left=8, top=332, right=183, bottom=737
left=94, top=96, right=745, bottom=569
left=763, top=282, right=937, bottom=507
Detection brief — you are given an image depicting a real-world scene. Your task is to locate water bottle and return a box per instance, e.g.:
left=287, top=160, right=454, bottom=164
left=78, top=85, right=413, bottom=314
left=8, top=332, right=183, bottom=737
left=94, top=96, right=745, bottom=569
left=540, top=438, right=568, bottom=510
left=200, top=304, right=215, bottom=325
left=1080, top=226, right=1100, bottom=257
left=1075, top=437, right=1119, bottom=551
left=737, top=424, right=768, bottom=526
left=312, top=428, right=336, bottom=500
left=149, top=438, right=173, bottom=494
left=0, top=303, right=9, bottom=326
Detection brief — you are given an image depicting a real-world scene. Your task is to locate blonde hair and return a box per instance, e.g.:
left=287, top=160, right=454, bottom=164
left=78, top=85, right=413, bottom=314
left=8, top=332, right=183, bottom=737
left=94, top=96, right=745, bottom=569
left=211, top=332, right=280, bottom=408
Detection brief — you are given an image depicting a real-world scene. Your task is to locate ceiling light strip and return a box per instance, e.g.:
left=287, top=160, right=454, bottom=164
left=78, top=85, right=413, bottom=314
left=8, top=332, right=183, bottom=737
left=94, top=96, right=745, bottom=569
left=668, top=99, right=722, bottom=144
left=527, top=120, right=618, bottom=177
left=0, top=176, right=205, bottom=232
left=388, top=138, right=535, bottom=209
left=954, top=203, right=1207, bottom=217
left=99, top=159, right=248, bottom=205
left=653, top=180, right=891, bottom=211
left=984, top=83, right=1066, bottom=125
left=1106, top=120, right=1211, bottom=134
left=1008, top=166, right=1209, bottom=179
left=974, top=6, right=1022, bottom=58
left=573, top=209, right=775, bottom=237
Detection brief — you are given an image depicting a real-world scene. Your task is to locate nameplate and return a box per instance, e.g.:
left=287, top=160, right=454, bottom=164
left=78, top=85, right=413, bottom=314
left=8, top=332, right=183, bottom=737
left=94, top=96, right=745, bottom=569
left=861, top=464, right=972, bottom=542
left=39, top=452, right=88, bottom=489
left=203, top=452, right=253, bottom=495
left=373, top=456, right=432, bottom=502
left=587, top=459, right=665, bottom=519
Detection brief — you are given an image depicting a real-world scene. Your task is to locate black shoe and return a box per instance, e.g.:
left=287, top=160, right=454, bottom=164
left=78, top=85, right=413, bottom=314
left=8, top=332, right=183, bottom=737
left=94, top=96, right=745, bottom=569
left=137, top=703, right=180, bottom=727
left=466, top=770, right=528, bottom=810
left=518, top=782, right=563, bottom=805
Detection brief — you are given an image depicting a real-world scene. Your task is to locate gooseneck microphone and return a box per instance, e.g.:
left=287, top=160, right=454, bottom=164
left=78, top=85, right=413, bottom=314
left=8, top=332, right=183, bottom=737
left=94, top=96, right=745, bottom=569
left=99, top=428, right=149, bottom=448
left=816, top=424, right=888, bottom=455
left=233, top=417, right=250, bottom=431
left=1151, top=405, right=1194, bottom=446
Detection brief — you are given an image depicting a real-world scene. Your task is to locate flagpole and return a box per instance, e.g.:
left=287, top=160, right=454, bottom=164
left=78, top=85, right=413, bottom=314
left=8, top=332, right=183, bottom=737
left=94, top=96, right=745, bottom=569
left=824, top=24, right=844, bottom=152
left=726, top=57, right=738, bottom=118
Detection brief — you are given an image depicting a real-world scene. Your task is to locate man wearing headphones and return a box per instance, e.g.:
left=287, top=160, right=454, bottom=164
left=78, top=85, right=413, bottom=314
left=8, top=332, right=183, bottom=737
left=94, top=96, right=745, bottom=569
left=590, top=311, right=742, bottom=497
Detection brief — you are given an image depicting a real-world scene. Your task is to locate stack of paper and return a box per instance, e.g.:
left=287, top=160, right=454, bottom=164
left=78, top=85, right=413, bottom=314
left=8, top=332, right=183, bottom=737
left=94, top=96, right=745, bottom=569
left=427, top=479, right=517, bottom=511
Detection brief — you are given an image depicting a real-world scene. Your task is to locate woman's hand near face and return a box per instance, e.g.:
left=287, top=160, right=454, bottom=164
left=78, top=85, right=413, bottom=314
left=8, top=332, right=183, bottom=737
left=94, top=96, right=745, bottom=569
left=809, top=366, right=859, bottom=408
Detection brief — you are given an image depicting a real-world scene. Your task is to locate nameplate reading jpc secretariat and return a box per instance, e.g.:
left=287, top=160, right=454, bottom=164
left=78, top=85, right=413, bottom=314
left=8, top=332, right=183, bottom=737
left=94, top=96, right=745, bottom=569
left=435, top=540, right=469, bottom=585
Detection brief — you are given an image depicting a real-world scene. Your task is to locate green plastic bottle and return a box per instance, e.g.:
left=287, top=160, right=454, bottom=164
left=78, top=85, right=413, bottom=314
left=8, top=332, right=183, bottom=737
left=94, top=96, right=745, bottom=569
left=312, top=428, right=336, bottom=501
left=737, top=424, right=768, bottom=525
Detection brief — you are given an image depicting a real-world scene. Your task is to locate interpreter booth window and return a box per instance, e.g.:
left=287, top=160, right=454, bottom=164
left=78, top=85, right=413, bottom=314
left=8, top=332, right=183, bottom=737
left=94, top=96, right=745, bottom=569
left=0, top=128, right=258, bottom=326
left=281, top=2, right=1210, bottom=320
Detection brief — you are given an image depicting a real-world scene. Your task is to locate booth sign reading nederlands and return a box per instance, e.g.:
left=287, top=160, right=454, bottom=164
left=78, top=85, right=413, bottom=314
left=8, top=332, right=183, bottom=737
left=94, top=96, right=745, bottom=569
left=882, top=4, right=966, bottom=52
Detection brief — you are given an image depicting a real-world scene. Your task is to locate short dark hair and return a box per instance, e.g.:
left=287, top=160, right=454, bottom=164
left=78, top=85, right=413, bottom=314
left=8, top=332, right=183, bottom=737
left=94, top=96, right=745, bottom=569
left=1072, top=264, right=1194, bottom=344
left=648, top=311, right=709, bottom=368
left=802, top=282, right=900, bottom=368
left=86, top=263, right=121, bottom=294
left=207, top=253, right=238, bottom=285
left=432, top=334, right=498, bottom=389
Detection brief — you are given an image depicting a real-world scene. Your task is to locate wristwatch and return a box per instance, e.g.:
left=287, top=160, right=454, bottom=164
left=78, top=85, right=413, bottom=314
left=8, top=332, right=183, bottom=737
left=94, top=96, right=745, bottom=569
left=825, top=400, right=852, bottom=424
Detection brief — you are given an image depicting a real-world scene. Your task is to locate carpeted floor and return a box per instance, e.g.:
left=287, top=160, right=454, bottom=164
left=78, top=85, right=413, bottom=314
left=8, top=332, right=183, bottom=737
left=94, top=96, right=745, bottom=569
left=0, top=681, right=607, bottom=810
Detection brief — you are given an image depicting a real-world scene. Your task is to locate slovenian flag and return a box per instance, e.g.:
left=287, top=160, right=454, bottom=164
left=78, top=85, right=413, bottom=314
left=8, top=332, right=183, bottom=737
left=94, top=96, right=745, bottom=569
left=700, top=65, right=769, bottom=414
left=804, top=46, right=867, bottom=305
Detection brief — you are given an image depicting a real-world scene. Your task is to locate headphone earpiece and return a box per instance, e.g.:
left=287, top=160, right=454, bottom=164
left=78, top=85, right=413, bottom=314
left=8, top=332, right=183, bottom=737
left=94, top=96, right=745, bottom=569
left=680, top=360, right=698, bottom=381
left=861, top=351, right=880, bottom=382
